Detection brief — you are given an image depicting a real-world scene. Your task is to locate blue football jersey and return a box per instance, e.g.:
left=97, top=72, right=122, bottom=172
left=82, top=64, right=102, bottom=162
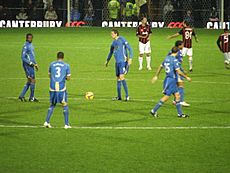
left=107, top=36, right=133, bottom=63
left=49, top=61, right=70, bottom=92
left=21, top=41, right=36, bottom=65
left=162, top=55, right=180, bottom=79
left=168, top=50, right=183, bottom=64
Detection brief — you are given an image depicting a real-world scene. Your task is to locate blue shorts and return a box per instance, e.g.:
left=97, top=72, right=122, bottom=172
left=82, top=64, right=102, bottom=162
left=23, top=63, right=35, bottom=79
left=163, top=77, right=178, bottom=96
left=115, top=62, right=126, bottom=77
left=50, top=91, right=68, bottom=106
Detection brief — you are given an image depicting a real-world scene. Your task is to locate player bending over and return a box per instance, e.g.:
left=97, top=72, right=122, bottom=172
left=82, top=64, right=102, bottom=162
left=136, top=16, right=152, bottom=70
left=216, top=28, right=230, bottom=69
left=44, top=52, right=71, bottom=129
left=167, top=21, right=198, bottom=72
left=105, top=29, right=133, bottom=101
left=150, top=47, right=192, bottom=118
left=171, top=40, right=190, bottom=107
left=18, top=33, right=39, bottom=102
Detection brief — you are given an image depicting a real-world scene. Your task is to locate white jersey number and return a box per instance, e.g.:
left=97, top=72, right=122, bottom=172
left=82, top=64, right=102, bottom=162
left=164, top=63, right=170, bottom=73
left=55, top=67, right=61, bottom=78
left=185, top=31, right=192, bottom=40
left=224, top=35, right=229, bottom=43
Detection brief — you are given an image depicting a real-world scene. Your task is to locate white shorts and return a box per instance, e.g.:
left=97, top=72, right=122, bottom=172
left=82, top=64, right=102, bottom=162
left=224, top=52, right=230, bottom=63
left=139, top=41, right=151, bottom=54
left=182, top=47, right=193, bottom=57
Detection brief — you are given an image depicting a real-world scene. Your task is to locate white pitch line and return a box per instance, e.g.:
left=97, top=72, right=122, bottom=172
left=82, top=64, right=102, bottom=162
left=0, top=77, right=230, bottom=85
left=0, top=124, right=230, bottom=130
left=3, top=96, right=221, bottom=103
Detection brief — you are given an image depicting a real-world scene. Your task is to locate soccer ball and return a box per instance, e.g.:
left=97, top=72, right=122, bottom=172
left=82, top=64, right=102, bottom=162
left=85, top=92, right=94, bottom=100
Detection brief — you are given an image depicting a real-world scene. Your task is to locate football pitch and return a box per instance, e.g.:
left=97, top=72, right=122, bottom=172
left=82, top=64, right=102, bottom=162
left=0, top=27, right=230, bottom=173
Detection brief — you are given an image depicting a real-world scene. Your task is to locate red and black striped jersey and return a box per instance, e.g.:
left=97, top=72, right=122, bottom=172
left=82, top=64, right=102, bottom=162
left=217, top=33, right=230, bottom=53
left=136, top=24, right=152, bottom=44
left=178, top=27, right=196, bottom=48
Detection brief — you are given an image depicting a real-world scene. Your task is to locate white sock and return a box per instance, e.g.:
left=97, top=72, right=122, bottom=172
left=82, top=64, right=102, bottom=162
left=189, top=56, right=193, bottom=70
left=139, top=57, right=143, bottom=68
left=146, top=56, right=151, bottom=68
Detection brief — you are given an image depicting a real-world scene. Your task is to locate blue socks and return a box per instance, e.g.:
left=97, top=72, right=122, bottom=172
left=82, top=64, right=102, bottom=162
left=153, top=100, right=164, bottom=113
left=46, top=105, right=55, bottom=123
left=176, top=101, right=182, bottom=116
left=117, top=80, right=122, bottom=99
left=63, top=106, right=69, bottom=125
left=20, top=82, right=30, bottom=97
left=178, top=87, right=184, bottom=102
left=121, top=79, right=128, bottom=97
left=45, top=105, right=69, bottom=125
left=29, top=83, right=35, bottom=99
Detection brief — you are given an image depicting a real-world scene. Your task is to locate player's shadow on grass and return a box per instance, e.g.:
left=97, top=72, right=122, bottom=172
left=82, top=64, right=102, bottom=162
left=0, top=118, right=41, bottom=126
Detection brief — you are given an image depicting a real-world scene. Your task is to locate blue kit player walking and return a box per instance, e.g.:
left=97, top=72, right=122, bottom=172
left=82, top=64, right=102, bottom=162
left=105, top=29, right=133, bottom=101
left=44, top=52, right=71, bottom=129
left=151, top=47, right=191, bottom=118
left=19, top=33, right=39, bottom=102
left=170, top=40, right=190, bottom=107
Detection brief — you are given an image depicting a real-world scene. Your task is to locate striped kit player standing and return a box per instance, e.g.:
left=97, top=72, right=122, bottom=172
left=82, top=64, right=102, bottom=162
left=216, top=28, right=230, bottom=69
left=136, top=17, right=152, bottom=71
left=167, top=21, right=198, bottom=72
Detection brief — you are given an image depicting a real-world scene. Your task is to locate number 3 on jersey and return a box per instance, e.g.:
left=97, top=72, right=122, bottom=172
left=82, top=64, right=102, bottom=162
left=55, top=67, right=61, bottom=78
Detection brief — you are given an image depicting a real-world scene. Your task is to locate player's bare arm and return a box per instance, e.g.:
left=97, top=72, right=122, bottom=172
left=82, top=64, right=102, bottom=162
left=147, top=33, right=151, bottom=41
left=66, top=76, right=71, bottom=81
left=34, top=64, right=39, bottom=71
left=151, top=65, right=163, bottom=83
left=137, top=34, right=148, bottom=39
left=194, top=35, right=199, bottom=43
left=128, top=58, right=132, bottom=65
left=105, top=60, right=109, bottom=67
left=167, top=33, right=180, bottom=39
left=176, top=69, right=192, bottom=82
left=216, top=37, right=222, bottom=51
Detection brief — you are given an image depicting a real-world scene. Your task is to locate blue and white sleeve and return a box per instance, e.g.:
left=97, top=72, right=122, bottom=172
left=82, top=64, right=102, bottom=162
left=124, top=40, right=133, bottom=59
left=21, top=45, right=33, bottom=65
left=66, top=64, right=71, bottom=77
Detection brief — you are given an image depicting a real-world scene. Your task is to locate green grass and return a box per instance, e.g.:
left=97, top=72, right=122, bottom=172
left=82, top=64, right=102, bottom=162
left=0, top=28, right=230, bottom=173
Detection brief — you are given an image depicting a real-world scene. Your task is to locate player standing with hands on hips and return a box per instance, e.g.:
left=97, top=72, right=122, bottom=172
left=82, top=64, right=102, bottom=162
left=136, top=16, right=152, bottom=71
left=150, top=47, right=192, bottom=118
left=18, top=33, right=39, bottom=102
left=105, top=29, right=133, bottom=101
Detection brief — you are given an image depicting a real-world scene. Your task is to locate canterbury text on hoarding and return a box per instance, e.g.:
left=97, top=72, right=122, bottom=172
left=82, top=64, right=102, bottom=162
left=0, top=20, right=63, bottom=28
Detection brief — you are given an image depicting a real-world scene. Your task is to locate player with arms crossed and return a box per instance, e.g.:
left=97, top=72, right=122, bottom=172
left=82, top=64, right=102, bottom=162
left=216, top=28, right=230, bottom=69
left=105, top=29, right=133, bottom=101
left=151, top=47, right=191, bottom=118
left=171, top=40, right=190, bottom=107
left=167, top=21, right=198, bottom=72
left=18, top=33, right=39, bottom=102
left=136, top=16, right=152, bottom=70
left=44, top=52, right=71, bottom=129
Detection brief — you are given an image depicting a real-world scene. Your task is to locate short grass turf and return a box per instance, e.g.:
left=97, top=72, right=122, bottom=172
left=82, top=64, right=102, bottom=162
left=0, top=27, right=230, bottom=173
